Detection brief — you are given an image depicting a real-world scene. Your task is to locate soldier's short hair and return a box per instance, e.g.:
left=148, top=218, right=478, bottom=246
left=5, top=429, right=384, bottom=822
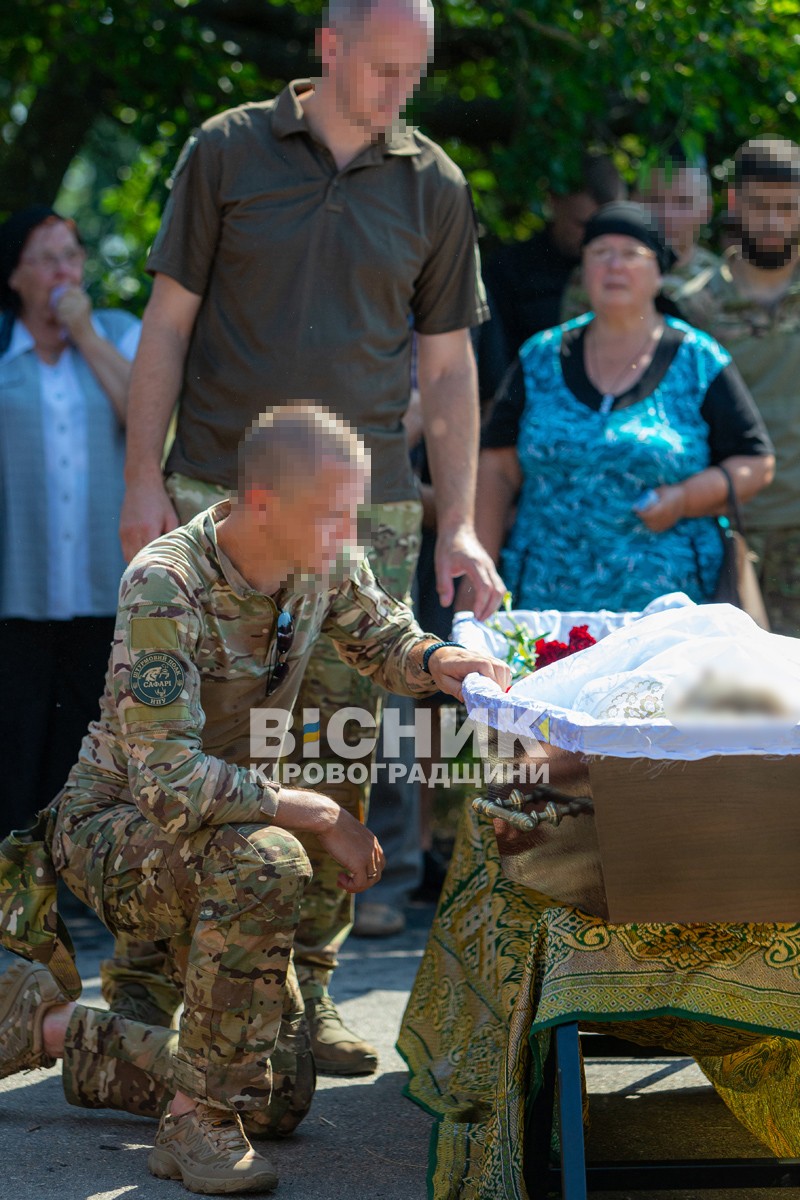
left=733, top=138, right=800, bottom=187
left=237, top=405, right=369, bottom=500
left=324, top=0, right=433, bottom=34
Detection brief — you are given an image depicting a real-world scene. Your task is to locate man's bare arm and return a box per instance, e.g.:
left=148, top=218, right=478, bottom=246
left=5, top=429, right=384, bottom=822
left=416, top=328, right=505, bottom=620
left=119, top=273, right=202, bottom=561
left=455, top=447, right=521, bottom=611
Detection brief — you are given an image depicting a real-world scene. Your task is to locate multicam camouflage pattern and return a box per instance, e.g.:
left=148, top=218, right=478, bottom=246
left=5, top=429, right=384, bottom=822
left=66, top=499, right=431, bottom=840
left=53, top=798, right=311, bottom=1110
left=677, top=248, right=800, bottom=536
left=62, top=958, right=314, bottom=1136
left=104, top=480, right=425, bottom=1011
left=45, top=493, right=431, bottom=1107
left=559, top=244, right=722, bottom=325
left=745, top=529, right=800, bottom=638
left=0, top=806, right=80, bottom=999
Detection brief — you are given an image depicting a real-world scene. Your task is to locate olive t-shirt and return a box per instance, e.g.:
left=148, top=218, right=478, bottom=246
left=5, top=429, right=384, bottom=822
left=148, top=80, right=489, bottom=503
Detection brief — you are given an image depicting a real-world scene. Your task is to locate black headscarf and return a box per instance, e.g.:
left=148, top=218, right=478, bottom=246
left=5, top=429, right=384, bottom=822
left=581, top=200, right=677, bottom=274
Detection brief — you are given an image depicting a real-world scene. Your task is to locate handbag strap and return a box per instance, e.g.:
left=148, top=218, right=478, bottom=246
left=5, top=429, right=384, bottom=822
left=716, top=463, right=747, bottom=537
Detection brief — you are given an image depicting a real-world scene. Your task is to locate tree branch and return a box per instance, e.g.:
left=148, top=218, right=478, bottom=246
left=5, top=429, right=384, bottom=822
left=0, top=56, right=107, bottom=211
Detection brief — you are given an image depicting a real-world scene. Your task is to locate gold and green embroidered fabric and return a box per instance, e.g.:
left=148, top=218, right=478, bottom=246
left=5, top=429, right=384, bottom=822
left=398, top=805, right=800, bottom=1200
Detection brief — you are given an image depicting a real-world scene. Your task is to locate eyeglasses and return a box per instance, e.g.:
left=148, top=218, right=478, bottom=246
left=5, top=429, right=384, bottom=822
left=584, top=244, right=657, bottom=266
left=266, top=609, right=295, bottom=697
left=19, top=248, right=84, bottom=272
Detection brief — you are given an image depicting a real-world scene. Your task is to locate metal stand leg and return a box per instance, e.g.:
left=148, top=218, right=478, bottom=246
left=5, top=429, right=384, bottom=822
left=556, top=1022, right=588, bottom=1200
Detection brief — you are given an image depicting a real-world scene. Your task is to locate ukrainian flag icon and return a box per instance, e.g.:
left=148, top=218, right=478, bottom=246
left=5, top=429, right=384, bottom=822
left=303, top=716, right=321, bottom=757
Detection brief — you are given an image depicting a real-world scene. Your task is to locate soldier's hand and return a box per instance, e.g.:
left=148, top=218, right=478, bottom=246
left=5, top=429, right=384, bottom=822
left=427, top=646, right=511, bottom=703
left=120, top=476, right=180, bottom=562
left=274, top=790, right=385, bottom=893
left=317, top=810, right=385, bottom=894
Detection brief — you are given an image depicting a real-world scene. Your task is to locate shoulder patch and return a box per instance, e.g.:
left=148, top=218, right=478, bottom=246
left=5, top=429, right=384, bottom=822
left=130, top=652, right=185, bottom=707
left=130, top=616, right=181, bottom=651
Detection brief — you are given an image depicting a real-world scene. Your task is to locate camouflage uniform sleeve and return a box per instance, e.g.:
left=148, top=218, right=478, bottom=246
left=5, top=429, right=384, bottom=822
left=322, top=559, right=439, bottom=698
left=112, top=559, right=279, bottom=836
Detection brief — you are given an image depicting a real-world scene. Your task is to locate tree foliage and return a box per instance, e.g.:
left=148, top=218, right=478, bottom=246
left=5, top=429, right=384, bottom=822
left=3, top=0, right=800, bottom=308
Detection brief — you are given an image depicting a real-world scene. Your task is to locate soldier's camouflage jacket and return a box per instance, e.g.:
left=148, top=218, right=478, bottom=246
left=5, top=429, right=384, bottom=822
left=63, top=501, right=437, bottom=838
left=677, top=248, right=800, bottom=532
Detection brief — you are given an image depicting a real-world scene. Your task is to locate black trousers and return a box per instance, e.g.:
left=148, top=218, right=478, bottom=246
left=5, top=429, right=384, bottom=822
left=0, top=616, right=115, bottom=838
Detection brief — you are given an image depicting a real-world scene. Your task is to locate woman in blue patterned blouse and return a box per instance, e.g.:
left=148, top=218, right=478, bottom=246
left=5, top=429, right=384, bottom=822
left=465, top=202, right=775, bottom=612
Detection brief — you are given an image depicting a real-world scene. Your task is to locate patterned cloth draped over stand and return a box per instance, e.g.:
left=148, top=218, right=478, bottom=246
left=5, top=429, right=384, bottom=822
left=398, top=804, right=800, bottom=1200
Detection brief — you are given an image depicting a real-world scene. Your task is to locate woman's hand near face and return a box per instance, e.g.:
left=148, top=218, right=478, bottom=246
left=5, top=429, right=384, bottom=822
left=53, top=286, right=93, bottom=342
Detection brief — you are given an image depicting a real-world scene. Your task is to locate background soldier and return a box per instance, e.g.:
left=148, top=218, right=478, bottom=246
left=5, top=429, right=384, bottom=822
left=111, top=0, right=503, bottom=1075
left=0, top=406, right=510, bottom=1195
left=681, top=138, right=800, bottom=634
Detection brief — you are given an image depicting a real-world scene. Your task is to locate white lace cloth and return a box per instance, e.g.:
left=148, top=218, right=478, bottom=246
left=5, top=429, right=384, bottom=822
left=454, top=595, right=800, bottom=760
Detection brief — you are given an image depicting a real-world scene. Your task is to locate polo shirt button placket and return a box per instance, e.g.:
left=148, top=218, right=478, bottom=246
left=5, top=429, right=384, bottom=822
left=326, top=177, right=345, bottom=215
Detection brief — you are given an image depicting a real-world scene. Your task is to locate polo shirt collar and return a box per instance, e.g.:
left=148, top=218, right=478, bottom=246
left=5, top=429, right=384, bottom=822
left=272, top=78, right=420, bottom=160
left=0, top=318, right=34, bottom=365
left=0, top=313, right=110, bottom=365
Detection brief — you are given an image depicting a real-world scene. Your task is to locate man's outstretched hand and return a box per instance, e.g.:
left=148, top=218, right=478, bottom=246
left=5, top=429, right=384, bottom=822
left=426, top=645, right=511, bottom=703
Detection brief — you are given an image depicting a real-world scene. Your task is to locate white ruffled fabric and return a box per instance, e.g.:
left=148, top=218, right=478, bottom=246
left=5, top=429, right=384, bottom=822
left=454, top=595, right=800, bottom=760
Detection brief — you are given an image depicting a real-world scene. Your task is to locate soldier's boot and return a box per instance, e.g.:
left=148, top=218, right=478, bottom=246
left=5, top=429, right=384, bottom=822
left=303, top=991, right=379, bottom=1077
left=149, top=1103, right=279, bottom=1195
left=0, top=961, right=64, bottom=1079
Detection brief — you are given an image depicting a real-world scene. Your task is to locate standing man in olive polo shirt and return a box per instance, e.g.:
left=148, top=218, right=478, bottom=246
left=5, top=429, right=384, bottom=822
left=113, top=0, right=503, bottom=1077
left=681, top=138, right=800, bottom=636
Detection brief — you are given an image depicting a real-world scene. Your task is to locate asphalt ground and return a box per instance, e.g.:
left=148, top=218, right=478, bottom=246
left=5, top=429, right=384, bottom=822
left=1, top=901, right=798, bottom=1200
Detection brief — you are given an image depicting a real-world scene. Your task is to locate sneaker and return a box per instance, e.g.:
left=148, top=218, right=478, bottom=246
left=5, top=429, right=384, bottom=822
left=304, top=992, right=378, bottom=1076
left=0, top=961, right=64, bottom=1080
left=149, top=1103, right=279, bottom=1195
left=352, top=902, right=406, bottom=938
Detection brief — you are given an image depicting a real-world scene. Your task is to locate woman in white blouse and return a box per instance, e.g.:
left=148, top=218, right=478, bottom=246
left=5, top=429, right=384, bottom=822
left=0, top=206, right=141, bottom=835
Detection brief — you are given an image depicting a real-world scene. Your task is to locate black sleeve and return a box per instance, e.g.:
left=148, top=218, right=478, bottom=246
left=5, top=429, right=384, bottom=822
left=701, top=362, right=775, bottom=463
left=480, top=360, right=526, bottom=449
left=472, top=288, right=512, bottom=410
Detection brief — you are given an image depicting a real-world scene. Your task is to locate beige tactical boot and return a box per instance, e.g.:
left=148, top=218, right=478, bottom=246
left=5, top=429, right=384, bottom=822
left=149, top=1103, right=279, bottom=1195
left=304, top=992, right=378, bottom=1076
left=0, top=961, right=64, bottom=1080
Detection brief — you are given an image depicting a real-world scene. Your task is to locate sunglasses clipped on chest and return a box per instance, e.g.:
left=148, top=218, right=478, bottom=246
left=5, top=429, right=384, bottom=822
left=266, top=609, right=295, bottom=697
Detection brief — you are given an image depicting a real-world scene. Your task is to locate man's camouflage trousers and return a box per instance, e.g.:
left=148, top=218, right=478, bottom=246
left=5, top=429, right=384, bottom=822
left=748, top=527, right=800, bottom=638
left=101, top=473, right=422, bottom=1017
left=53, top=795, right=314, bottom=1130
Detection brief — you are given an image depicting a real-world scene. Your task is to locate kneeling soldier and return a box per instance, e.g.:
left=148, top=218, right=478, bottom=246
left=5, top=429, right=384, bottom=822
left=0, top=405, right=509, bottom=1195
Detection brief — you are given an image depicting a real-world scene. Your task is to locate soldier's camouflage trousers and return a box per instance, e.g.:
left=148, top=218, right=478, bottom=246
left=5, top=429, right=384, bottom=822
left=747, top=527, right=800, bottom=638
left=61, top=966, right=313, bottom=1138
left=54, top=796, right=313, bottom=1123
left=101, top=473, right=422, bottom=1017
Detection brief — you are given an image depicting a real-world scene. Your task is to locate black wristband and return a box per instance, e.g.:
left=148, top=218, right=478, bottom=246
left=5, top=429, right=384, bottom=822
left=421, top=640, right=464, bottom=674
